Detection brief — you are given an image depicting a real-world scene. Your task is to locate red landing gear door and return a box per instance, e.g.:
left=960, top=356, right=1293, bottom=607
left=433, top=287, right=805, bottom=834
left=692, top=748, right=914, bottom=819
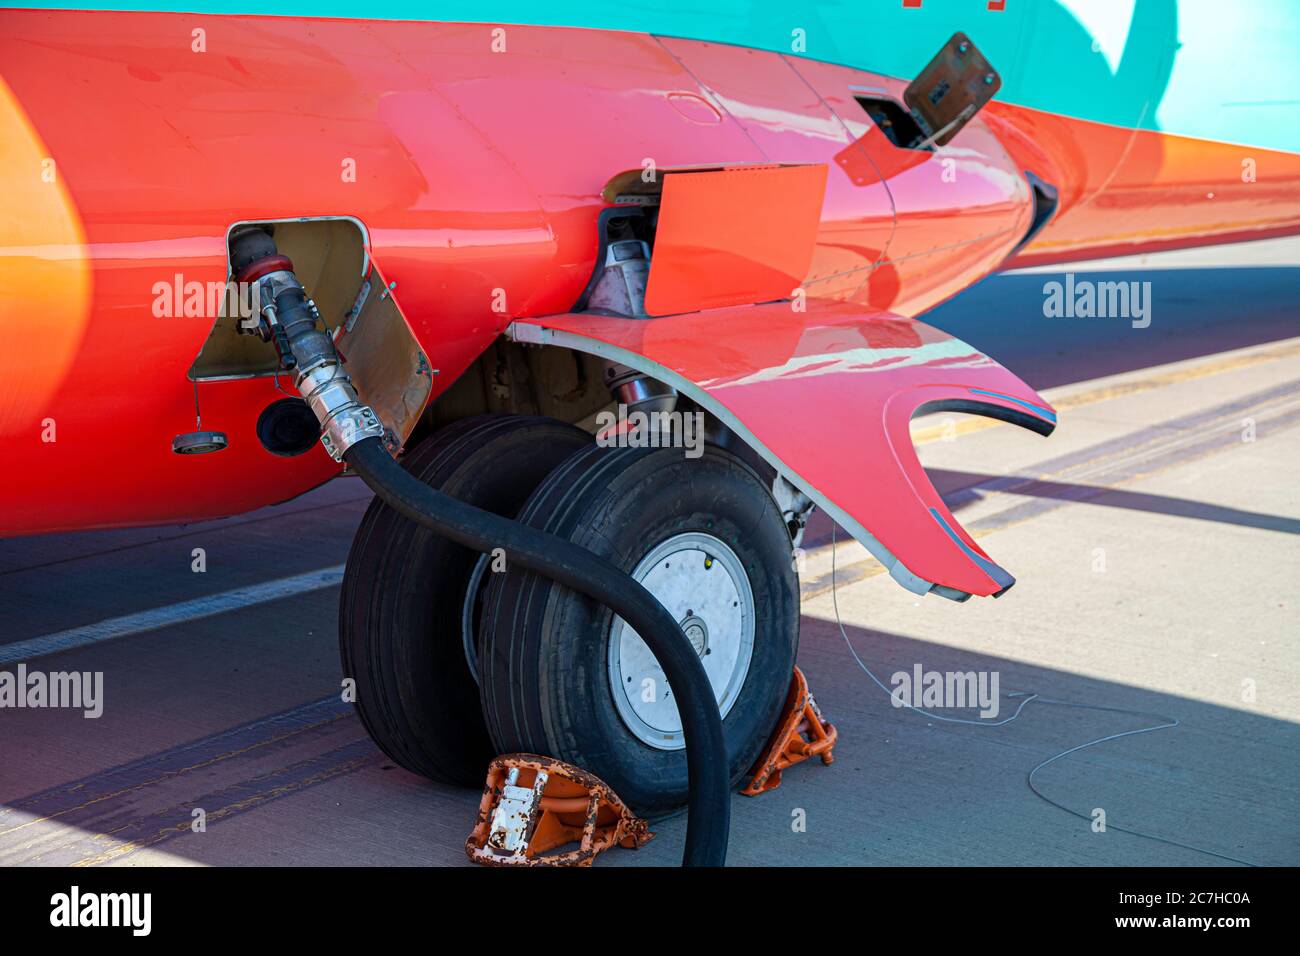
left=640, top=164, right=828, bottom=317
left=511, top=300, right=1055, bottom=599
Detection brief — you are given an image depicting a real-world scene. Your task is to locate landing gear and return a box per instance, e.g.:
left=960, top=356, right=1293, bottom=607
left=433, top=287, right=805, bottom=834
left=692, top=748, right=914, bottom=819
left=339, top=415, right=591, bottom=785
left=341, top=420, right=800, bottom=812
left=477, top=444, right=799, bottom=813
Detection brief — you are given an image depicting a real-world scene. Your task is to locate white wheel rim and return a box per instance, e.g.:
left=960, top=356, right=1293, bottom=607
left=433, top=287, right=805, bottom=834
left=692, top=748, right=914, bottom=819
left=607, top=531, right=756, bottom=751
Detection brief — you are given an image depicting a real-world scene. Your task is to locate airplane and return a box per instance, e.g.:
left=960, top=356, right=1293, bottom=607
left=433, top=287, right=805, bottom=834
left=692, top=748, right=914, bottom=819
left=3, top=2, right=1298, bottom=860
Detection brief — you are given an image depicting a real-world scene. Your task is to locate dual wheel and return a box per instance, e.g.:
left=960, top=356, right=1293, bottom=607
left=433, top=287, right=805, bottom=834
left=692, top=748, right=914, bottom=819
left=340, top=414, right=799, bottom=812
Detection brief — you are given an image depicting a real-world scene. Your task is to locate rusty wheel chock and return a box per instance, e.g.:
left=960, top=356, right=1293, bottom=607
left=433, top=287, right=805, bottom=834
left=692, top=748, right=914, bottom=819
left=466, top=753, right=653, bottom=866
left=742, top=667, right=837, bottom=796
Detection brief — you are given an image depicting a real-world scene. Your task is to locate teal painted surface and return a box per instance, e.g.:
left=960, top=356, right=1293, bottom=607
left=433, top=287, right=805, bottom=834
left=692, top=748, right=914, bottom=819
left=9, top=1, right=1300, bottom=153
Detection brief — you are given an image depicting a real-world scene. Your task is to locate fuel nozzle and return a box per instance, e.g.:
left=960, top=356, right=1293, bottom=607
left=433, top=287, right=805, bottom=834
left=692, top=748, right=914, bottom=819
left=229, top=227, right=386, bottom=461
left=230, top=227, right=314, bottom=370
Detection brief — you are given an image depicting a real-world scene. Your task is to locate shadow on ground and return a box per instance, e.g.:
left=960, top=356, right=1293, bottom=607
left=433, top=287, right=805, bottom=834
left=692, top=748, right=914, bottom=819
left=922, top=267, right=1300, bottom=390
left=2, top=615, right=1294, bottom=867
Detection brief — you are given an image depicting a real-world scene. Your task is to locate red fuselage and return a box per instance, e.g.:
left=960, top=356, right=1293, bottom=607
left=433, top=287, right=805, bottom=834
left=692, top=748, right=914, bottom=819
left=2, top=12, right=1298, bottom=535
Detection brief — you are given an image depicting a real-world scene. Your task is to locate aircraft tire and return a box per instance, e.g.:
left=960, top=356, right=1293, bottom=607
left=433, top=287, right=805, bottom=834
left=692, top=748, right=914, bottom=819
left=477, top=443, right=800, bottom=812
left=339, top=414, right=592, bottom=786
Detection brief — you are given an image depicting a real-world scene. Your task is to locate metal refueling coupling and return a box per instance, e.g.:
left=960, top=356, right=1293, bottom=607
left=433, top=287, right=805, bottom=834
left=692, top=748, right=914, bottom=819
left=231, top=228, right=386, bottom=461
left=294, top=356, right=384, bottom=461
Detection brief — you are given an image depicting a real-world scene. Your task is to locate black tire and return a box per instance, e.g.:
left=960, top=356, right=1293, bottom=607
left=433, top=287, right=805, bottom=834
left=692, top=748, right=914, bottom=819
left=339, top=414, right=593, bottom=786
left=478, top=443, right=800, bottom=812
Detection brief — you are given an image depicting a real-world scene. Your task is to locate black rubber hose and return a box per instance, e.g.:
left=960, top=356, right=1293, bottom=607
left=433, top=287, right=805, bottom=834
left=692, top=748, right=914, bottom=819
left=343, top=435, right=730, bottom=866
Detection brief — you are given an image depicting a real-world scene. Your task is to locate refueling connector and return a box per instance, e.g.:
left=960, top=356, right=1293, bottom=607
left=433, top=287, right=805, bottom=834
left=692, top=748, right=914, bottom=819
left=230, top=227, right=384, bottom=461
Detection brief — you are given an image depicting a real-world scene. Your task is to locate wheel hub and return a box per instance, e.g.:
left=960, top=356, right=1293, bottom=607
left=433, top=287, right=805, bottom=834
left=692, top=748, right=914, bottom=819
left=679, top=614, right=709, bottom=656
left=607, top=531, right=756, bottom=751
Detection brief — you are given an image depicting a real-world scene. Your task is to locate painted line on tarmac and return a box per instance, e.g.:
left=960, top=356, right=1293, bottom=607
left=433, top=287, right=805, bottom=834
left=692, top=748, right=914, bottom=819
left=910, top=336, right=1300, bottom=446
left=959, top=391, right=1300, bottom=539
left=801, top=377, right=1300, bottom=598
left=0, top=490, right=372, bottom=578
left=0, top=566, right=345, bottom=666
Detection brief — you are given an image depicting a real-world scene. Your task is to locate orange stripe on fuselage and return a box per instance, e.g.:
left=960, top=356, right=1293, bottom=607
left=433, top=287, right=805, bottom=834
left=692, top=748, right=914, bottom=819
left=987, top=102, right=1300, bottom=268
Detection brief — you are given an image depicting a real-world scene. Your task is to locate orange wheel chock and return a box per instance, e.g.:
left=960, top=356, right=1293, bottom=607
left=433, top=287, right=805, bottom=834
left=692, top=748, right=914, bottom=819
left=742, top=667, right=837, bottom=796
left=465, top=753, right=653, bottom=867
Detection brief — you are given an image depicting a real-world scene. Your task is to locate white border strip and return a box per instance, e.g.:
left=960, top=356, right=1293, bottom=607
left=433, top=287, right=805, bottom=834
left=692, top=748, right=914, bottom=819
left=0, top=566, right=345, bottom=666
